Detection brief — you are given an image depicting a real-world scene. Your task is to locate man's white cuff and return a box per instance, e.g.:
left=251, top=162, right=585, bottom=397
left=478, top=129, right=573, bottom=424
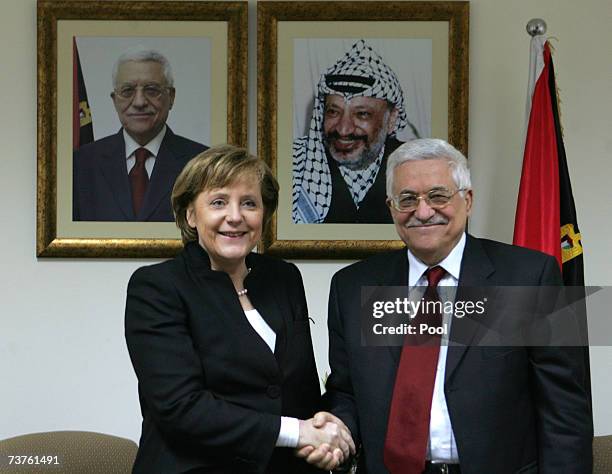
left=276, top=416, right=300, bottom=448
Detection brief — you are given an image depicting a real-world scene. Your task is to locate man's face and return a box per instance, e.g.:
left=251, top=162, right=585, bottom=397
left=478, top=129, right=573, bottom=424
left=323, top=95, right=398, bottom=170
left=111, top=60, right=175, bottom=145
left=390, top=159, right=472, bottom=265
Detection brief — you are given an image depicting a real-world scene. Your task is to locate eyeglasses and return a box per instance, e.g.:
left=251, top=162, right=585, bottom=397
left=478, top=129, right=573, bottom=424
left=387, top=187, right=467, bottom=212
left=113, top=84, right=172, bottom=100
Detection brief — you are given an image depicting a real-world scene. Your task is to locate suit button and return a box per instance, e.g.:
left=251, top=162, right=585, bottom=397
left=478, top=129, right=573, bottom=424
left=266, top=384, right=281, bottom=398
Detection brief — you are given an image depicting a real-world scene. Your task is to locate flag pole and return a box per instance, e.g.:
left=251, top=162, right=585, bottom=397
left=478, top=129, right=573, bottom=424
left=521, top=20, right=547, bottom=152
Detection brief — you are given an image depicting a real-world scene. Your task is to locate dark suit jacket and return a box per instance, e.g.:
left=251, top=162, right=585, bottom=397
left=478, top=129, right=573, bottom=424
left=324, top=234, right=593, bottom=474
left=73, top=128, right=206, bottom=221
left=125, top=242, right=323, bottom=474
left=323, top=137, right=402, bottom=224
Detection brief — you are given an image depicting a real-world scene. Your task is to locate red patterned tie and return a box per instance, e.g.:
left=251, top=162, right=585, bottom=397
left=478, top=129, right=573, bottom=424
left=384, top=266, right=447, bottom=474
left=129, top=147, right=150, bottom=216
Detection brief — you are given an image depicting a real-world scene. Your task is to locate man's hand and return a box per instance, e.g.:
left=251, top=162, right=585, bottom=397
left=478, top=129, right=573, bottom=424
left=295, top=412, right=355, bottom=470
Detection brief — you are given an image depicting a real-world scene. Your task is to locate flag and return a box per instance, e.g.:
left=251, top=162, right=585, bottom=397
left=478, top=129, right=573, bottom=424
left=73, top=38, right=94, bottom=150
left=513, top=36, right=590, bottom=402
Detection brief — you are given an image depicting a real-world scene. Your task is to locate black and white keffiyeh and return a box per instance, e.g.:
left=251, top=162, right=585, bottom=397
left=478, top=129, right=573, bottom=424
left=292, top=39, right=407, bottom=223
left=339, top=153, right=385, bottom=208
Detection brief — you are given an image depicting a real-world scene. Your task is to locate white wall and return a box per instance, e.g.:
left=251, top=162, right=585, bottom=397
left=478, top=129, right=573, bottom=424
left=1, top=0, right=611, bottom=443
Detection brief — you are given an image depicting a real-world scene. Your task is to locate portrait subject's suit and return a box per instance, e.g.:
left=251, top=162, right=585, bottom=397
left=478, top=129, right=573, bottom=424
left=324, top=234, right=592, bottom=474
left=73, top=128, right=206, bottom=221
left=125, top=242, right=323, bottom=474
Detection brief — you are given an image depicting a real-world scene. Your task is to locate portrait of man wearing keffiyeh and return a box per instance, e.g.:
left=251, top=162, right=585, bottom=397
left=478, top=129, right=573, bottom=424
left=292, top=39, right=422, bottom=224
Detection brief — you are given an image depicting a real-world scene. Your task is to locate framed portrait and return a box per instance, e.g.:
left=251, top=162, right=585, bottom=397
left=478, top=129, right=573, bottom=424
left=258, top=1, right=469, bottom=259
left=37, top=0, right=247, bottom=257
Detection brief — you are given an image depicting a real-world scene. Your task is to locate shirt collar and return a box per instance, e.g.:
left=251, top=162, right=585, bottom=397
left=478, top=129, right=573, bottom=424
left=406, top=232, right=466, bottom=287
left=123, top=125, right=167, bottom=160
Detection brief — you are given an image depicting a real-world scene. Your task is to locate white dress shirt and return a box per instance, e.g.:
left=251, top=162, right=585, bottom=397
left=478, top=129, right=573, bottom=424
left=123, top=125, right=167, bottom=178
left=242, top=308, right=300, bottom=448
left=406, top=232, right=466, bottom=463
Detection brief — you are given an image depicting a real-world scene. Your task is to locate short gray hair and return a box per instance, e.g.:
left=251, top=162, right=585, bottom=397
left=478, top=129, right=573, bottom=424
left=386, top=138, right=471, bottom=196
left=112, top=48, right=174, bottom=88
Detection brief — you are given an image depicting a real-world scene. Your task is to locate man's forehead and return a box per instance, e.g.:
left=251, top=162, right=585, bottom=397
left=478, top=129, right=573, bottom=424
left=325, top=94, right=388, bottom=109
left=116, top=60, right=165, bottom=80
left=394, top=159, right=454, bottom=187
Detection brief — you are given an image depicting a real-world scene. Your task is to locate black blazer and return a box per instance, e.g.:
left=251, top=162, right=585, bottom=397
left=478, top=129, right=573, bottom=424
left=324, top=234, right=593, bottom=474
left=73, top=128, right=206, bottom=221
left=125, top=242, right=323, bottom=474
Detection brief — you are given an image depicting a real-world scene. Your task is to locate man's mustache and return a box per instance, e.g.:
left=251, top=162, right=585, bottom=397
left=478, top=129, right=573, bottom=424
left=325, top=131, right=369, bottom=144
left=406, top=215, right=449, bottom=228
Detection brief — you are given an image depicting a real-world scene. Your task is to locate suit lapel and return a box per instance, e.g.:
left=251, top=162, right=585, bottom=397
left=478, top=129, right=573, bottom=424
left=139, top=128, right=185, bottom=220
left=184, top=243, right=248, bottom=328
left=378, top=250, right=409, bottom=365
left=445, top=234, right=495, bottom=384
left=246, top=271, right=287, bottom=364
left=98, top=131, right=134, bottom=219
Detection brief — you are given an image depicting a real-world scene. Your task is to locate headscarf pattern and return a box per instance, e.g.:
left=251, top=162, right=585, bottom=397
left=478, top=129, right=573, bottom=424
left=292, top=39, right=407, bottom=223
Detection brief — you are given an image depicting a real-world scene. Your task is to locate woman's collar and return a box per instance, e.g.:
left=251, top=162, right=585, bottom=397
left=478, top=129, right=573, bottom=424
left=184, top=240, right=258, bottom=274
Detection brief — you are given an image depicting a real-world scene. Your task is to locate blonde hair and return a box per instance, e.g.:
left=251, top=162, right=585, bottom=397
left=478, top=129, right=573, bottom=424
left=172, top=144, right=279, bottom=244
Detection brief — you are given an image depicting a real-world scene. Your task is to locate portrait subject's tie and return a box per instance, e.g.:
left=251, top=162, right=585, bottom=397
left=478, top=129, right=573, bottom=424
left=130, top=147, right=150, bottom=216
left=384, top=266, right=446, bottom=474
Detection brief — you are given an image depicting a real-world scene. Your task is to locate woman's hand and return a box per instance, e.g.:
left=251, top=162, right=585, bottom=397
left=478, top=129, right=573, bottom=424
left=295, top=412, right=355, bottom=470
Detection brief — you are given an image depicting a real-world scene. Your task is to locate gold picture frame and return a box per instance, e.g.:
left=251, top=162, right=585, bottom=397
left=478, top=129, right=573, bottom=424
left=37, top=0, right=247, bottom=257
left=258, top=1, right=469, bottom=259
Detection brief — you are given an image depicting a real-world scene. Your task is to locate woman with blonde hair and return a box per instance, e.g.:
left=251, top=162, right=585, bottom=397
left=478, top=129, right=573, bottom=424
left=125, top=145, right=353, bottom=473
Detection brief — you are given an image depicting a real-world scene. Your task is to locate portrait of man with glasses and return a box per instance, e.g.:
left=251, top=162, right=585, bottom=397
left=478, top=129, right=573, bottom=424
left=73, top=48, right=207, bottom=222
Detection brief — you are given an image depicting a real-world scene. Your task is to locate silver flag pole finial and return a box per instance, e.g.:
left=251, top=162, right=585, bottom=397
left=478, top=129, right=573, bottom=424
left=526, top=19, right=547, bottom=37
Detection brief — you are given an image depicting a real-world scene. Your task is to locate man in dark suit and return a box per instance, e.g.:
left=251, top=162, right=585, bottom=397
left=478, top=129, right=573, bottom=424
left=73, top=48, right=207, bottom=221
left=304, top=139, right=592, bottom=473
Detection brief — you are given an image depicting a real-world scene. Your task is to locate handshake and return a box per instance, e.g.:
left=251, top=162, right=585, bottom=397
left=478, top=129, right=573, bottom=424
left=295, top=412, right=356, bottom=471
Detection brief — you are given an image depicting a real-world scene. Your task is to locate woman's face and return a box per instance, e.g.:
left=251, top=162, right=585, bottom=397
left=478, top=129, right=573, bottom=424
left=187, top=176, right=264, bottom=271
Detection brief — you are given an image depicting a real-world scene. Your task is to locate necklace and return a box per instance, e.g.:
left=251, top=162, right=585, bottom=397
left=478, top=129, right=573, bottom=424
left=236, top=267, right=251, bottom=297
